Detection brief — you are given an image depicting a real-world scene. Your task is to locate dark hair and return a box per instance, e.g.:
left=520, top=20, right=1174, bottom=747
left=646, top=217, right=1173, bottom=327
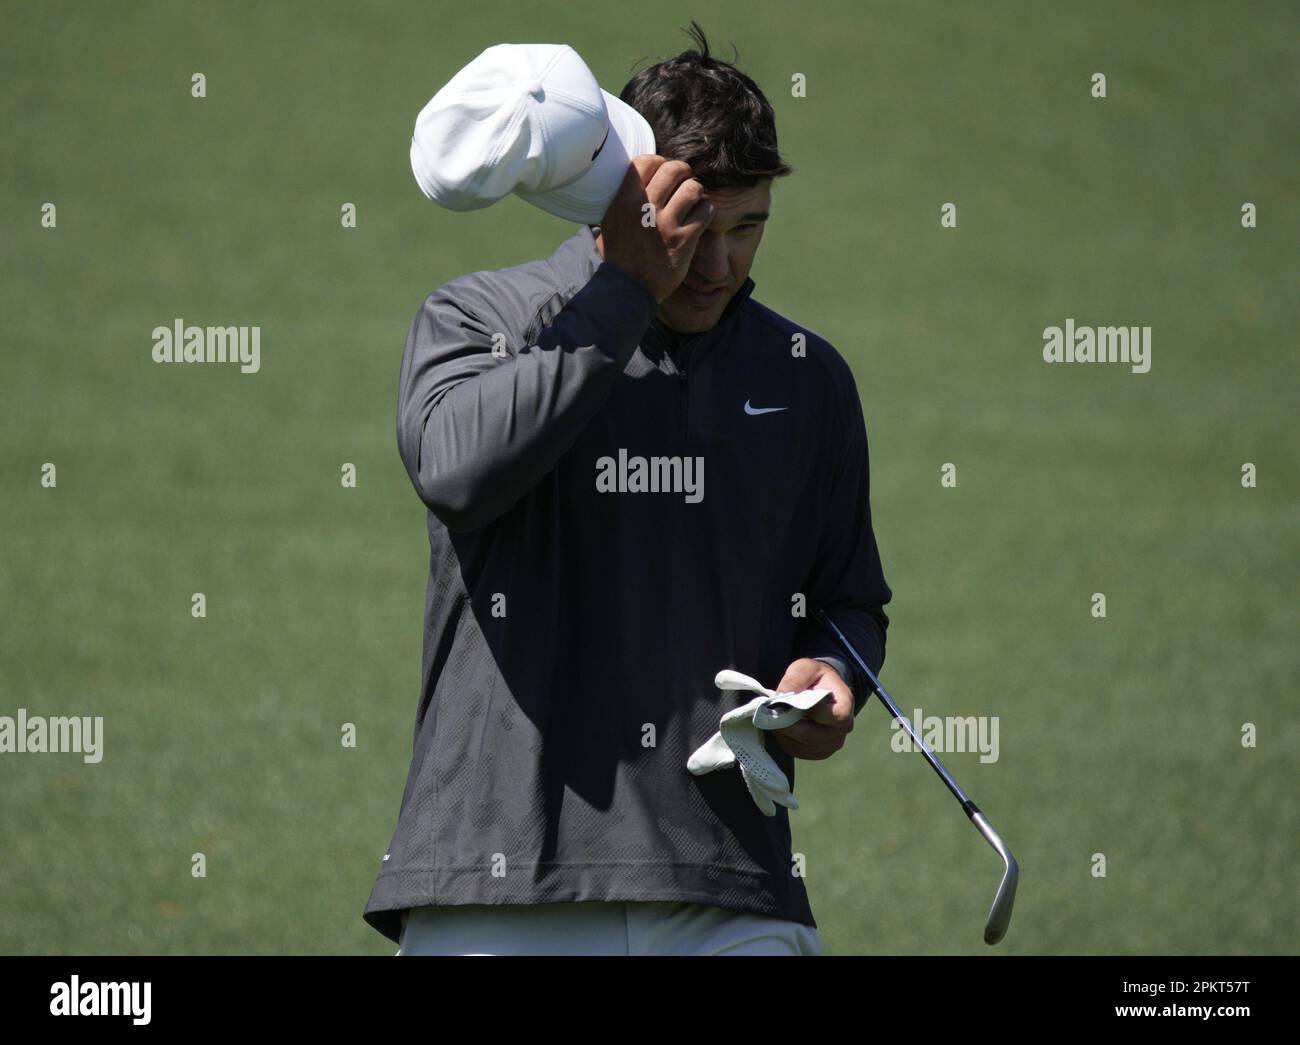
left=619, top=22, right=793, bottom=191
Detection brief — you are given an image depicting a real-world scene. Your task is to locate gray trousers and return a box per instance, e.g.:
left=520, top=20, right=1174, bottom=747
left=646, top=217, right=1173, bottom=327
left=396, top=901, right=823, bottom=956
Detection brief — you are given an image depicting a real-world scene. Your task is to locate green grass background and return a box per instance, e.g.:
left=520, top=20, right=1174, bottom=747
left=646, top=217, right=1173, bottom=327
left=1, top=0, right=1294, bottom=955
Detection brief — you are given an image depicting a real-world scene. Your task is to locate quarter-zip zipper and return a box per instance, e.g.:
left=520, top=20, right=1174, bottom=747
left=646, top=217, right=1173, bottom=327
left=655, top=278, right=755, bottom=443
left=680, top=360, right=690, bottom=444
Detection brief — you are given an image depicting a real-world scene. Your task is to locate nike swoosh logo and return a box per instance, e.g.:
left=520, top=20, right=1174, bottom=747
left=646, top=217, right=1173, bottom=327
left=744, top=400, right=789, bottom=415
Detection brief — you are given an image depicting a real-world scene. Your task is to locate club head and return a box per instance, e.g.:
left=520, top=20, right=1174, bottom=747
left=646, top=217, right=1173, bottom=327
left=983, top=850, right=1019, bottom=945
left=970, top=810, right=1018, bottom=945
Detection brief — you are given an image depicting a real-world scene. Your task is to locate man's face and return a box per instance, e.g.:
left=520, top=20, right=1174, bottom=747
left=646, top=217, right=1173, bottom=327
left=658, top=179, right=772, bottom=334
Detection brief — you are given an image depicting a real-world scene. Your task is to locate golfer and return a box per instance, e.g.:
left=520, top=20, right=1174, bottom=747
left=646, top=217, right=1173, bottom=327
left=365, top=26, right=892, bottom=955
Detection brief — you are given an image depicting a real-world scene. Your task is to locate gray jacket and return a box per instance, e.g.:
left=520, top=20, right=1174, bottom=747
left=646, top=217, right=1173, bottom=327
left=364, top=225, right=890, bottom=942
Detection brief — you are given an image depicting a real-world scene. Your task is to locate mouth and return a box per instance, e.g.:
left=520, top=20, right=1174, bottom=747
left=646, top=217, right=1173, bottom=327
left=679, top=281, right=729, bottom=307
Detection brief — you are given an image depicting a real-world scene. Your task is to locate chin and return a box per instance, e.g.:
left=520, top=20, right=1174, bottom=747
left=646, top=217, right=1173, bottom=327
left=662, top=299, right=726, bottom=334
left=663, top=314, right=715, bottom=334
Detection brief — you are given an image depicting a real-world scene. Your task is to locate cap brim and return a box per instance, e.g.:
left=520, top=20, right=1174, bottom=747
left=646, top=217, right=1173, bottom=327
left=514, top=90, right=656, bottom=224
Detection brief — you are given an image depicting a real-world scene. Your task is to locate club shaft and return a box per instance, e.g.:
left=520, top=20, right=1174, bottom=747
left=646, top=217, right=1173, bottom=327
left=813, top=606, right=1018, bottom=945
left=812, top=605, right=977, bottom=817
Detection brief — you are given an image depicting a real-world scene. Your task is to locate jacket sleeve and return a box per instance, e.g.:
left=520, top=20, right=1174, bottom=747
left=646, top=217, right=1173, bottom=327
left=791, top=352, right=892, bottom=717
left=397, top=261, right=658, bottom=532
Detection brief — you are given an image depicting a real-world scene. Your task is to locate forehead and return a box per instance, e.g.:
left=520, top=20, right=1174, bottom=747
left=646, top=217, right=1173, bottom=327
left=702, top=180, right=772, bottom=218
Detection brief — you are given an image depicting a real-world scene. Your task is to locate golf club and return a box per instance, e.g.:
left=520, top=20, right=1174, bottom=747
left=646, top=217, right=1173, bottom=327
left=812, top=604, right=1019, bottom=945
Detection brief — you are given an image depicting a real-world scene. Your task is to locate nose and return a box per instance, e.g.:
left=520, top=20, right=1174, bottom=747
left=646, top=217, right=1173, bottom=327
left=691, top=237, right=730, bottom=286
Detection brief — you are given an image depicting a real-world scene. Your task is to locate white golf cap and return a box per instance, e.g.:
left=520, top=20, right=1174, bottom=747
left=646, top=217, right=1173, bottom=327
left=410, top=43, right=656, bottom=224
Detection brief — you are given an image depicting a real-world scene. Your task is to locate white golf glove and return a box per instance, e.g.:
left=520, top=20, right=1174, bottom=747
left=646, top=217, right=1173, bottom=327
left=687, top=669, right=832, bottom=817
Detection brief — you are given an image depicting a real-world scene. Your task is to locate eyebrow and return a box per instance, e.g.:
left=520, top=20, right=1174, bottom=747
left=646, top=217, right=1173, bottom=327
left=736, top=212, right=770, bottom=223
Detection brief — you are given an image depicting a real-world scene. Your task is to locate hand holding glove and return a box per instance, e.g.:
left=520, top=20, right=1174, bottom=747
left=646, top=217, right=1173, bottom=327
left=687, top=669, right=833, bottom=817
